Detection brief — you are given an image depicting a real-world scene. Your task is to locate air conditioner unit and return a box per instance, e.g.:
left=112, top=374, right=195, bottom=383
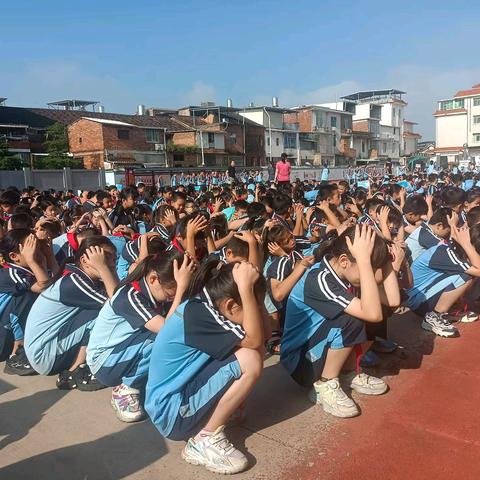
left=155, top=143, right=165, bottom=152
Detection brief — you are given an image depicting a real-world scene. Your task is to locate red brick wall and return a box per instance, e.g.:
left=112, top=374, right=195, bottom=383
left=102, top=125, right=157, bottom=151
left=68, top=119, right=104, bottom=155
left=284, top=110, right=313, bottom=132
left=171, top=132, right=197, bottom=146
left=353, top=120, right=369, bottom=132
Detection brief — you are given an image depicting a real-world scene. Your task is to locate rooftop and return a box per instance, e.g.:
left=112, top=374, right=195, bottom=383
left=341, top=89, right=406, bottom=101
left=454, top=84, right=480, bottom=98
left=47, top=99, right=99, bottom=110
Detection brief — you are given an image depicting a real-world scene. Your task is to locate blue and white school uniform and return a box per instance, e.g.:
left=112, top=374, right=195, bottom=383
left=24, top=265, right=107, bottom=375
left=265, top=250, right=303, bottom=315
left=406, top=243, right=471, bottom=314
left=405, top=222, right=444, bottom=262
left=87, top=278, right=161, bottom=388
left=117, top=237, right=141, bottom=280
left=145, top=291, right=245, bottom=441
left=281, top=257, right=366, bottom=387
left=0, top=264, right=38, bottom=361
left=151, top=223, right=171, bottom=242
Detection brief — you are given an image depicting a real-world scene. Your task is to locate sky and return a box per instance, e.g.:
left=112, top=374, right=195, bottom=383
left=1, top=0, right=479, bottom=139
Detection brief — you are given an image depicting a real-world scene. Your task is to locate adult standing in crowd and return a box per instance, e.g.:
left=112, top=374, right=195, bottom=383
left=227, top=160, right=236, bottom=185
left=267, top=159, right=276, bottom=182
left=275, top=153, right=291, bottom=186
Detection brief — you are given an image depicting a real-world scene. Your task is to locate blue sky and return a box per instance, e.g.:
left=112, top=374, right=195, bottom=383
left=1, top=0, right=479, bottom=138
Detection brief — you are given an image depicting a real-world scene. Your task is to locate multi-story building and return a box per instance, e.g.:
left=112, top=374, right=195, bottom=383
left=402, top=120, right=422, bottom=156
left=238, top=104, right=299, bottom=164
left=338, top=89, right=409, bottom=162
left=283, top=105, right=355, bottom=166
left=434, top=83, right=480, bottom=166
left=176, top=104, right=265, bottom=166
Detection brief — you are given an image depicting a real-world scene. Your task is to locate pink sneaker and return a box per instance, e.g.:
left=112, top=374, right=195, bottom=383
left=111, top=384, right=146, bottom=423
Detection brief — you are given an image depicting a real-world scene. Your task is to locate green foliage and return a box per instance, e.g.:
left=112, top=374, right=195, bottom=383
left=37, top=122, right=84, bottom=169
left=166, top=143, right=198, bottom=154
left=0, top=137, right=25, bottom=170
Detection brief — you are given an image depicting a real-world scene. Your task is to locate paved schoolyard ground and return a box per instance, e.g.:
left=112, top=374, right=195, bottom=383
left=1, top=310, right=479, bottom=480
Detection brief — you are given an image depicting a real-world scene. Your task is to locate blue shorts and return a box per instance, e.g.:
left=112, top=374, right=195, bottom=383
left=167, top=355, right=241, bottom=441
left=291, top=313, right=367, bottom=387
left=406, top=273, right=470, bottom=315
left=94, top=330, right=155, bottom=388
left=48, top=310, right=98, bottom=375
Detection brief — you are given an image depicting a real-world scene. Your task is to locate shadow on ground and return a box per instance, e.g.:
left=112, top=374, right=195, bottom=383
left=0, top=421, right=167, bottom=480
left=0, top=388, right=68, bottom=450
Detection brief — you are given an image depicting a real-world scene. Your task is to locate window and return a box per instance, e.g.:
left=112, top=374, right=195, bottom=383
left=79, top=137, right=82, bottom=144
left=284, top=133, right=296, bottom=149
left=145, top=129, right=160, bottom=143
left=330, top=116, right=337, bottom=128
left=228, top=133, right=237, bottom=145
left=362, top=141, right=366, bottom=153
left=276, top=137, right=279, bottom=146
left=474, top=134, right=480, bottom=143
left=267, top=137, right=270, bottom=146
left=333, top=136, right=337, bottom=147
left=383, top=142, right=387, bottom=153
left=117, top=129, right=129, bottom=140
left=474, top=97, right=480, bottom=106
left=440, top=99, right=464, bottom=110
left=208, top=132, right=215, bottom=144
left=474, top=116, right=480, bottom=124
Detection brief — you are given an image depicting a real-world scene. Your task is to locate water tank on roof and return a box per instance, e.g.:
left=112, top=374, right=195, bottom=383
left=272, top=96, right=279, bottom=107
left=137, top=104, right=146, bottom=115
left=227, top=98, right=233, bottom=108
left=98, top=105, right=105, bottom=113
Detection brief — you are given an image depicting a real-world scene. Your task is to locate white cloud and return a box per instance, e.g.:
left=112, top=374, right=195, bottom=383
left=181, top=81, right=217, bottom=106
left=0, top=60, right=138, bottom=113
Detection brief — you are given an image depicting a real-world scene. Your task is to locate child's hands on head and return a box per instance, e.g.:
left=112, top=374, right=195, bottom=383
left=346, top=225, right=376, bottom=263
left=82, top=246, right=108, bottom=273
left=268, top=241, right=287, bottom=257
left=19, top=234, right=39, bottom=264
left=232, top=262, right=259, bottom=292
left=173, top=254, right=196, bottom=291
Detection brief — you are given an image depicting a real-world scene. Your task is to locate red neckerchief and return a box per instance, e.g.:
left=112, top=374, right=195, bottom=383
left=171, top=238, right=185, bottom=253
left=132, top=280, right=141, bottom=292
left=66, top=232, right=79, bottom=250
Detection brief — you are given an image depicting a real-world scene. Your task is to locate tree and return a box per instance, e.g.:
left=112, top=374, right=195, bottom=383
left=0, top=137, right=25, bottom=170
left=39, top=122, right=83, bottom=169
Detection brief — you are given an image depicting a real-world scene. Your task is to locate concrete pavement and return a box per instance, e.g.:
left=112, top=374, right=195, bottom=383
left=1, top=311, right=479, bottom=479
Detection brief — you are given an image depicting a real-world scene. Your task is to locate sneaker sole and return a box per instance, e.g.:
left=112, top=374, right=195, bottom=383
left=350, top=383, right=389, bottom=396
left=4, top=365, right=38, bottom=376
left=308, top=389, right=359, bottom=418
left=181, top=450, right=248, bottom=475
left=459, top=315, right=478, bottom=323
left=110, top=399, right=146, bottom=423
left=421, top=320, right=459, bottom=338
left=76, top=382, right=108, bottom=392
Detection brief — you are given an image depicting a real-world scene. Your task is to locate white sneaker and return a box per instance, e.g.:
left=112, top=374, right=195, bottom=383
left=341, top=371, right=388, bottom=395
left=182, top=426, right=248, bottom=474
left=111, top=384, right=146, bottom=423
left=422, top=312, right=459, bottom=338
left=458, top=311, right=479, bottom=323
left=309, top=378, right=359, bottom=418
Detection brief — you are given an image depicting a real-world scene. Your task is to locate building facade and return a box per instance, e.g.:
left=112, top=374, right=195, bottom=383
left=434, top=83, right=480, bottom=166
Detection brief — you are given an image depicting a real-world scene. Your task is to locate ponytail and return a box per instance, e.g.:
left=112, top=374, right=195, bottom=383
left=313, top=225, right=389, bottom=269
left=187, top=259, right=266, bottom=307
left=117, top=250, right=183, bottom=292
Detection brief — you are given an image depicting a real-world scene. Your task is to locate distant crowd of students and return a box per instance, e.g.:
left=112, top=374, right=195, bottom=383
left=2, top=165, right=480, bottom=474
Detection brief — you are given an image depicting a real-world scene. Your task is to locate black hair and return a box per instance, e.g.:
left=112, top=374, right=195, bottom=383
left=313, top=225, right=389, bottom=269
left=210, top=214, right=229, bottom=240
left=466, top=188, right=480, bottom=204
left=272, top=194, right=292, bottom=215
left=441, top=187, right=466, bottom=208
left=234, top=200, right=248, bottom=211
left=171, top=191, right=187, bottom=203
left=0, top=190, right=20, bottom=207
left=154, top=204, right=178, bottom=225
left=467, top=206, right=480, bottom=228
left=119, top=250, right=183, bottom=291
left=224, top=236, right=249, bottom=259
left=187, top=259, right=266, bottom=307
left=38, top=220, right=63, bottom=239
left=429, top=207, right=453, bottom=228
left=403, top=195, right=428, bottom=216
left=364, top=197, right=384, bottom=214
left=9, top=213, right=33, bottom=230
left=0, top=229, right=32, bottom=260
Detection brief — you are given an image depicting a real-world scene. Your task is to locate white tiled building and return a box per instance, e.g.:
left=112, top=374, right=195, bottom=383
left=434, top=83, right=480, bottom=166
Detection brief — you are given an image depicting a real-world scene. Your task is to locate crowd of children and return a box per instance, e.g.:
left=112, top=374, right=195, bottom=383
left=2, top=166, right=480, bottom=474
